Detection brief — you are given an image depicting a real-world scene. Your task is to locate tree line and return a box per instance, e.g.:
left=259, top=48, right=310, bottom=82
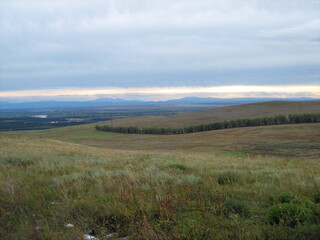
left=95, top=113, right=320, bottom=135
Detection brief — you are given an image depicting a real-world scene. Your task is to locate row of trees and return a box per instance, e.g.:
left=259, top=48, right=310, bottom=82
left=95, top=113, right=320, bottom=135
left=288, top=113, right=320, bottom=123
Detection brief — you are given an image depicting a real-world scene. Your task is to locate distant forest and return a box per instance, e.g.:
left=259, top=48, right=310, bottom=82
left=96, top=113, right=320, bottom=135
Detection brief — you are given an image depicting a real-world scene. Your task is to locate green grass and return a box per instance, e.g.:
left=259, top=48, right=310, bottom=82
left=168, top=163, right=188, bottom=171
left=217, top=172, right=239, bottom=185
left=1, top=134, right=320, bottom=239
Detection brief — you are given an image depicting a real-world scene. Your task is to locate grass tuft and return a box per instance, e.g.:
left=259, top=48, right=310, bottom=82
left=217, top=172, right=239, bottom=185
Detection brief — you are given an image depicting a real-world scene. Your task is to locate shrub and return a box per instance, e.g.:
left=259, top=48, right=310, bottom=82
left=266, top=203, right=313, bottom=227
left=217, top=172, right=239, bottom=185
left=223, top=199, right=249, bottom=217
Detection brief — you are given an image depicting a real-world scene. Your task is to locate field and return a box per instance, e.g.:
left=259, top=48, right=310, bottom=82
left=1, top=101, right=320, bottom=239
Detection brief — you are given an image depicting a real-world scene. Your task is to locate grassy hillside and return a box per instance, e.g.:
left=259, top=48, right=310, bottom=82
left=12, top=123, right=320, bottom=159
left=99, top=101, right=320, bottom=128
left=1, top=134, right=320, bottom=239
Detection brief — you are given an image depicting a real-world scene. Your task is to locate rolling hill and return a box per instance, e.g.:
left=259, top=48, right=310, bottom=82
left=98, top=101, right=320, bottom=128
left=9, top=101, right=320, bottom=158
left=11, top=123, right=320, bottom=158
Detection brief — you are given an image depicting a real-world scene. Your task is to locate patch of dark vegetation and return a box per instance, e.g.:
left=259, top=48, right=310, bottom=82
left=313, top=192, right=320, bottom=203
left=1, top=156, right=37, bottom=167
left=95, top=214, right=131, bottom=237
left=269, top=193, right=296, bottom=204
left=217, top=172, right=239, bottom=185
left=266, top=193, right=320, bottom=229
left=96, top=113, right=320, bottom=135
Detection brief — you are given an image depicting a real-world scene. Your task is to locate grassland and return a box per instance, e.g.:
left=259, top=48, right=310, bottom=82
left=11, top=101, right=320, bottom=158
left=2, top=101, right=320, bottom=239
left=1, top=134, right=320, bottom=239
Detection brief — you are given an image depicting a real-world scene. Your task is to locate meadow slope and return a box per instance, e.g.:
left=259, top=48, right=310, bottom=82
left=1, top=134, right=320, bottom=239
left=12, top=123, right=320, bottom=159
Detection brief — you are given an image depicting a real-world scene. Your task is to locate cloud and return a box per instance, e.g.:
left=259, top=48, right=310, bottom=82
left=0, top=0, right=319, bottom=92
left=258, top=19, right=320, bottom=41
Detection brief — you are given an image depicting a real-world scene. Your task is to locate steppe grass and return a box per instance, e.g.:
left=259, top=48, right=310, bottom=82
left=1, top=134, right=320, bottom=239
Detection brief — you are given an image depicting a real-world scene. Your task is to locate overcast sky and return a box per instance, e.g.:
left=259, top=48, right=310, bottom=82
left=0, top=0, right=319, bottom=101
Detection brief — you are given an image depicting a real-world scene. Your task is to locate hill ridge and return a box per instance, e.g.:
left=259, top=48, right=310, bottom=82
left=97, top=101, right=320, bottom=128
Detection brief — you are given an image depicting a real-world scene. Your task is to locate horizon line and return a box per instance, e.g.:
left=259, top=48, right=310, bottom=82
left=1, top=85, right=319, bottom=101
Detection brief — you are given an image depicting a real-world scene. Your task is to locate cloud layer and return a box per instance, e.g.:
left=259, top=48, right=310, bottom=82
left=0, top=0, right=319, bottom=93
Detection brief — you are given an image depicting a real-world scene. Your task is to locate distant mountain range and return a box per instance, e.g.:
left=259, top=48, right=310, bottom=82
left=0, top=97, right=318, bottom=110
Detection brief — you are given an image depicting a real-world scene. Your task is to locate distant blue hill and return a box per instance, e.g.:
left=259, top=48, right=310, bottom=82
left=0, top=97, right=318, bottom=110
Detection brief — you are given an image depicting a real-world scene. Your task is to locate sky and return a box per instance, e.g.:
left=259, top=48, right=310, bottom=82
left=0, top=0, right=319, bottom=101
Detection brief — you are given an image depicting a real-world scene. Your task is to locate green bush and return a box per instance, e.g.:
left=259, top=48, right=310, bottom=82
left=223, top=199, right=249, bottom=217
left=266, top=203, right=313, bottom=227
left=217, top=172, right=239, bottom=185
